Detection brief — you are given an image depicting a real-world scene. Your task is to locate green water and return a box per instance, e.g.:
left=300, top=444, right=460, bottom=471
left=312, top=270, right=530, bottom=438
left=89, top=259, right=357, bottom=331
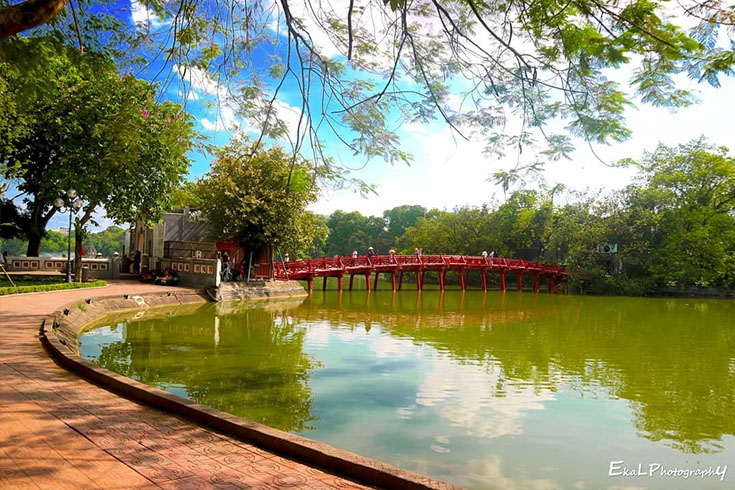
left=80, top=291, right=735, bottom=489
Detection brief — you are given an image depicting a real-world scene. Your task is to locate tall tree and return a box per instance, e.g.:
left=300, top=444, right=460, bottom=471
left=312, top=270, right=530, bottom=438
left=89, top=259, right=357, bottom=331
left=1, top=36, right=194, bottom=262
left=195, top=137, right=320, bottom=257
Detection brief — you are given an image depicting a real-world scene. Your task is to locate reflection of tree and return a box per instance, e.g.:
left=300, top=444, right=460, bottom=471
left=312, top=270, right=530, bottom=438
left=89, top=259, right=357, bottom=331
left=292, top=292, right=735, bottom=454
left=92, top=304, right=318, bottom=433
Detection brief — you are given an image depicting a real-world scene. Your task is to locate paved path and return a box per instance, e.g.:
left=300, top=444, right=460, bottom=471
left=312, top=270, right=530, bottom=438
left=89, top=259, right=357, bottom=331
left=0, top=281, right=368, bottom=490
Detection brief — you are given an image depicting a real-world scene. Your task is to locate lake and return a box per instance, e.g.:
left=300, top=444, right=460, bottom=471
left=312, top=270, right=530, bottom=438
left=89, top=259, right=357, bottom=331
left=79, top=291, right=735, bottom=489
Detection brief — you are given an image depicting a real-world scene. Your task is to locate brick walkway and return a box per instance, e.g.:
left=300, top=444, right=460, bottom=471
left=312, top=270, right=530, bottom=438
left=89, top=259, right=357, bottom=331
left=0, top=281, right=369, bottom=490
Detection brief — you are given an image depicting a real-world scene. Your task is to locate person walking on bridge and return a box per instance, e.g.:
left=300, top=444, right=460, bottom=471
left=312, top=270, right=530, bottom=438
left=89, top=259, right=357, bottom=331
left=367, top=247, right=375, bottom=258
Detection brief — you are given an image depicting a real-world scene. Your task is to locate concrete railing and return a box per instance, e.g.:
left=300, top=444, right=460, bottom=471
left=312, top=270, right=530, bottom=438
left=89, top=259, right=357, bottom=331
left=3, top=255, right=121, bottom=280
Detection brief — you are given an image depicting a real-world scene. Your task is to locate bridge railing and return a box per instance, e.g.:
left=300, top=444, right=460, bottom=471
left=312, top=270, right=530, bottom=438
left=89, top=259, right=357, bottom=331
left=276, top=254, right=567, bottom=278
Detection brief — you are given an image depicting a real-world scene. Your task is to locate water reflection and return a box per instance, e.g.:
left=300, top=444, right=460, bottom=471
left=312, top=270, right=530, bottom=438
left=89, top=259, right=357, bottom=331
left=80, top=291, right=735, bottom=489
left=87, top=302, right=319, bottom=432
left=294, top=291, right=735, bottom=454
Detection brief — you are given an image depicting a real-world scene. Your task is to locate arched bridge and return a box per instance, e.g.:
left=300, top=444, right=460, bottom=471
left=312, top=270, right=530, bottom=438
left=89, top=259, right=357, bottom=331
left=274, top=254, right=567, bottom=293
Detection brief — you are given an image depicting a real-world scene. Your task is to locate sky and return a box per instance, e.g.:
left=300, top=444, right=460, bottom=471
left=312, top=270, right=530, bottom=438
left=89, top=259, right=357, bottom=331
left=45, top=0, right=735, bottom=229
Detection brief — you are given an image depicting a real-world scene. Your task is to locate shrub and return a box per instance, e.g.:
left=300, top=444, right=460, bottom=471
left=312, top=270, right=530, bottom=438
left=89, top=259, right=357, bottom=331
left=0, top=280, right=107, bottom=296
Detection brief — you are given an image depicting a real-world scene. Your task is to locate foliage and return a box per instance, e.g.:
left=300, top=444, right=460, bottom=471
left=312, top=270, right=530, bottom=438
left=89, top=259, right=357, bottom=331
left=316, top=139, right=735, bottom=295
left=195, top=138, right=319, bottom=256
left=0, top=36, right=195, bottom=259
left=3, top=0, right=735, bottom=182
left=0, top=279, right=107, bottom=296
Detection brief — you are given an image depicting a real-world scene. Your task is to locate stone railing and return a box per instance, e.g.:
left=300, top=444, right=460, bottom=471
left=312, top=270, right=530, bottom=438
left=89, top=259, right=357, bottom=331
left=3, top=255, right=121, bottom=280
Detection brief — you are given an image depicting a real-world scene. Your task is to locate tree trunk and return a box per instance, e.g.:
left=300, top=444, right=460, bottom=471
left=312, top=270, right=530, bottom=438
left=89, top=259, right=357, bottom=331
left=26, top=232, right=43, bottom=257
left=0, top=0, right=68, bottom=39
left=25, top=202, right=55, bottom=257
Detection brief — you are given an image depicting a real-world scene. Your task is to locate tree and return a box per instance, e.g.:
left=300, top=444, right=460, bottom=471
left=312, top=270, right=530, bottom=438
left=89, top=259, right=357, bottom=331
left=195, top=137, right=320, bottom=257
left=324, top=210, right=386, bottom=256
left=1, top=36, right=194, bottom=267
left=384, top=205, right=426, bottom=241
left=2, top=0, right=734, bottom=182
left=631, top=139, right=735, bottom=288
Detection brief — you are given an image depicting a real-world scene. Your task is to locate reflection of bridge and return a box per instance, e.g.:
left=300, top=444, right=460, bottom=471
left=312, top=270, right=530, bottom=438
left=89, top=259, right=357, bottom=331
left=274, top=255, right=567, bottom=293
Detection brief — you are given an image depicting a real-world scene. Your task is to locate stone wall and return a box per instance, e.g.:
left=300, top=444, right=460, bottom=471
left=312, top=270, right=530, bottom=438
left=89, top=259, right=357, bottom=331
left=159, top=257, right=221, bottom=288
left=215, top=280, right=307, bottom=302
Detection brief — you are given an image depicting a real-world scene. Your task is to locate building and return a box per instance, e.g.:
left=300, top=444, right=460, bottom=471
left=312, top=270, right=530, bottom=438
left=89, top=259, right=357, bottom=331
left=129, top=208, right=273, bottom=279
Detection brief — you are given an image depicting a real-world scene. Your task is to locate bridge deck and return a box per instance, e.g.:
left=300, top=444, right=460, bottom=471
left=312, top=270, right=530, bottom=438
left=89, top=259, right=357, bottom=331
left=274, top=254, right=566, bottom=293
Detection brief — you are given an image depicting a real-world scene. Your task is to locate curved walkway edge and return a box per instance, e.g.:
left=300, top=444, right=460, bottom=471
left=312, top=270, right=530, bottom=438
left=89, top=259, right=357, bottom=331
left=0, top=281, right=459, bottom=490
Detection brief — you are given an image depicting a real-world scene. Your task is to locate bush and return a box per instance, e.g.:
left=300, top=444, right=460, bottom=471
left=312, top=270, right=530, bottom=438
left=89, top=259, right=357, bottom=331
left=0, top=280, right=107, bottom=296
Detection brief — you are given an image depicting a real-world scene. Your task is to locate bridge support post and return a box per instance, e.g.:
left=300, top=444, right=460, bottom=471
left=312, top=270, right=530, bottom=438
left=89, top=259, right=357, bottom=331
left=365, top=271, right=371, bottom=291
left=398, top=271, right=404, bottom=291
left=439, top=269, right=446, bottom=291
left=533, top=274, right=540, bottom=293
left=337, top=274, right=343, bottom=292
left=307, top=276, right=314, bottom=294
left=323, top=276, right=328, bottom=291
left=517, top=273, right=523, bottom=292
left=500, top=270, right=506, bottom=291
left=416, top=268, right=423, bottom=291
left=349, top=274, right=354, bottom=291
left=549, top=275, right=556, bottom=293
left=391, top=271, right=396, bottom=291
left=459, top=268, right=466, bottom=291
left=373, top=271, right=380, bottom=291
left=481, top=269, right=487, bottom=291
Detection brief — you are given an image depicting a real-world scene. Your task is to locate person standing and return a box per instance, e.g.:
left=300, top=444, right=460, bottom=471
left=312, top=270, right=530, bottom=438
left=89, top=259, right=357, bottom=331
left=482, top=250, right=488, bottom=261
left=133, top=250, right=141, bottom=273
left=367, top=247, right=375, bottom=257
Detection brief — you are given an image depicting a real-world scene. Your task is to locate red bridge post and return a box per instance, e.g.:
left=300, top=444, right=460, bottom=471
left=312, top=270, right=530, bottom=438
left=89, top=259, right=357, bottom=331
left=533, top=273, right=540, bottom=293
left=517, top=272, right=523, bottom=291
left=500, top=270, right=506, bottom=291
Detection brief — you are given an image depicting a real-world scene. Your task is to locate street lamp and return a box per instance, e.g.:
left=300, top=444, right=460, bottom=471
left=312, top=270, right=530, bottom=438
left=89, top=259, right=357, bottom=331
left=54, top=189, right=83, bottom=283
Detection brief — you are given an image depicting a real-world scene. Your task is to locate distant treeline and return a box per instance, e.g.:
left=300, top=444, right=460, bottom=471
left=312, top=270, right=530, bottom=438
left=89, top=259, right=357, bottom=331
left=311, top=139, right=735, bottom=296
left=0, top=226, right=126, bottom=257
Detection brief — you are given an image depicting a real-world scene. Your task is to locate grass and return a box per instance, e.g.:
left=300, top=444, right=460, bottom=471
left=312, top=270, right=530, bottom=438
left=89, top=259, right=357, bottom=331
left=0, top=280, right=107, bottom=296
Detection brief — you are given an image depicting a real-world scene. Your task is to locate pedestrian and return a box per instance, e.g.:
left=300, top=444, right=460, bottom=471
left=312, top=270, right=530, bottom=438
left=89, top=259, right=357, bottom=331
left=482, top=250, right=488, bottom=261
left=367, top=246, right=375, bottom=257
left=389, top=247, right=395, bottom=256
left=414, top=248, right=419, bottom=257
left=351, top=248, right=358, bottom=262
left=418, top=247, right=423, bottom=256
left=0, top=251, right=7, bottom=265
left=284, top=253, right=290, bottom=263
left=133, top=250, right=141, bottom=273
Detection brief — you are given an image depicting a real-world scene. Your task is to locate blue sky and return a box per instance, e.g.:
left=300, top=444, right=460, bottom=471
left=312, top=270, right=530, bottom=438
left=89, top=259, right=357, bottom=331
left=46, top=0, right=735, bottom=230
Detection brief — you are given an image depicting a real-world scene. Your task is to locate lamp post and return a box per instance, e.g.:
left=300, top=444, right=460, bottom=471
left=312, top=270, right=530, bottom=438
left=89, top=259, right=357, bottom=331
left=54, top=189, right=83, bottom=283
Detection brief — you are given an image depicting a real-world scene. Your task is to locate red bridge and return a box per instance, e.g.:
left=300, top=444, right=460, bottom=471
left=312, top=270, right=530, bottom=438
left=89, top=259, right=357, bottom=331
left=274, top=254, right=567, bottom=293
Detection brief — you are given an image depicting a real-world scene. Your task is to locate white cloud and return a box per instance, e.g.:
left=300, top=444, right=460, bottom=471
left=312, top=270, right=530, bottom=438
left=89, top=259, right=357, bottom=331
left=129, top=0, right=168, bottom=30
left=199, top=118, right=222, bottom=132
